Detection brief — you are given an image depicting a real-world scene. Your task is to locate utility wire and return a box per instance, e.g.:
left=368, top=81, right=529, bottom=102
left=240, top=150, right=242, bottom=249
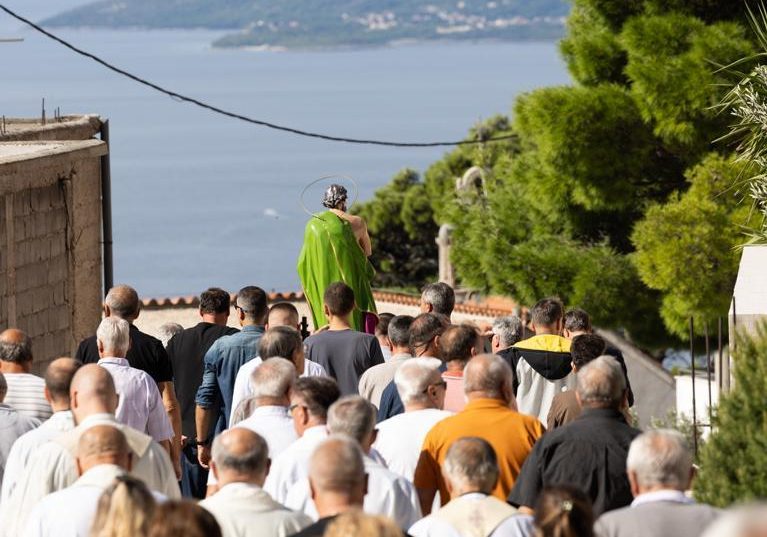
left=0, top=3, right=518, bottom=148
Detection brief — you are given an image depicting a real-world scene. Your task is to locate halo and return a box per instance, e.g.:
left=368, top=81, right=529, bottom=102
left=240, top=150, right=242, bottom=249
left=300, top=174, right=359, bottom=218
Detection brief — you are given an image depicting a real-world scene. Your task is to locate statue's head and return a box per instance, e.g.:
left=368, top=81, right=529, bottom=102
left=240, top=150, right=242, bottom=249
left=321, top=184, right=348, bottom=211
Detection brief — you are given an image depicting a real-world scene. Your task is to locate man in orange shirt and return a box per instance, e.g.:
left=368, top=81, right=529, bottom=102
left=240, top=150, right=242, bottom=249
left=413, top=354, right=544, bottom=515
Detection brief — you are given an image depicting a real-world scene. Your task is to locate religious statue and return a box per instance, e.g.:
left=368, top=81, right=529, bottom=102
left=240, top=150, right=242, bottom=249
left=297, top=183, right=377, bottom=332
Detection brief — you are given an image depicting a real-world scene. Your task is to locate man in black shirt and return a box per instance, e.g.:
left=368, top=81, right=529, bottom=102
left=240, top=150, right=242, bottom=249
left=508, top=355, right=641, bottom=516
left=166, top=287, right=238, bottom=499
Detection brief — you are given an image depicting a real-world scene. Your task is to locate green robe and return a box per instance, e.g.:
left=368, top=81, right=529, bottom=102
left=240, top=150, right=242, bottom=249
left=297, top=211, right=377, bottom=331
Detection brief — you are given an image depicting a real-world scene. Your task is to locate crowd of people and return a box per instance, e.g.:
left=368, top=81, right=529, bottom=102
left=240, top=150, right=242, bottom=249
left=0, top=281, right=765, bottom=537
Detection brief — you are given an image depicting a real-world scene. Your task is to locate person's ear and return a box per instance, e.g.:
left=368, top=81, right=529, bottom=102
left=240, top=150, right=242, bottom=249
left=43, top=386, right=54, bottom=405
left=370, top=428, right=378, bottom=446
left=103, top=303, right=111, bottom=317
left=97, top=339, right=105, bottom=354
left=628, top=470, right=640, bottom=498
left=323, top=304, right=331, bottom=317
left=687, top=465, right=697, bottom=489
left=211, top=461, right=219, bottom=481
left=432, top=335, right=441, bottom=351
left=76, top=457, right=84, bottom=476
left=529, top=322, right=537, bottom=334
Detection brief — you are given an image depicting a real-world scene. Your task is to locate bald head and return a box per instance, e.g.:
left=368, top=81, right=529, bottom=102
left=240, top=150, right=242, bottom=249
left=70, top=364, right=119, bottom=421
left=77, top=425, right=131, bottom=475
left=309, top=436, right=367, bottom=515
left=44, top=357, right=82, bottom=408
left=267, top=302, right=299, bottom=329
left=443, top=437, right=500, bottom=496
left=463, top=354, right=514, bottom=406
left=211, top=428, right=269, bottom=486
left=104, top=285, right=140, bottom=321
left=0, top=328, right=33, bottom=368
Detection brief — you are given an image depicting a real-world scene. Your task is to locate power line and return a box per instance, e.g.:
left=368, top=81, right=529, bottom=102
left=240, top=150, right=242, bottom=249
left=0, top=3, right=518, bottom=148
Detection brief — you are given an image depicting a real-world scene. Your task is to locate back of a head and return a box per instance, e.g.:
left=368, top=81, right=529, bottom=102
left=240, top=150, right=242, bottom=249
left=250, top=357, right=295, bottom=400
left=91, top=475, right=156, bottom=537
left=534, top=485, right=594, bottom=537
left=324, top=509, right=404, bottom=537
left=324, top=282, right=356, bottom=317
left=421, top=282, right=456, bottom=316
left=292, top=376, right=341, bottom=421
left=570, top=334, right=606, bottom=369
left=236, top=286, right=269, bottom=323
left=157, top=322, right=183, bottom=348
left=388, top=315, right=415, bottom=348
left=443, top=437, right=500, bottom=495
left=71, top=364, right=118, bottom=413
left=105, top=285, right=140, bottom=320
left=375, top=313, right=395, bottom=339
left=626, top=429, right=692, bottom=491
left=492, top=316, right=523, bottom=348
left=531, top=298, right=564, bottom=329
left=258, top=326, right=302, bottom=361
left=211, top=428, right=269, bottom=478
left=440, top=324, right=480, bottom=363
left=564, top=308, right=591, bottom=334
left=463, top=353, right=513, bottom=400
left=394, top=358, right=442, bottom=406
left=576, top=356, right=626, bottom=410
left=700, top=505, right=767, bottom=537
left=199, top=288, right=231, bottom=315
left=267, top=302, right=299, bottom=328
left=327, top=395, right=376, bottom=444
left=96, top=317, right=131, bottom=357
left=309, top=435, right=366, bottom=494
left=148, top=500, right=222, bottom=537
left=0, top=328, right=33, bottom=364
left=78, top=424, right=130, bottom=468
left=409, top=313, right=449, bottom=355
left=45, top=358, right=82, bottom=405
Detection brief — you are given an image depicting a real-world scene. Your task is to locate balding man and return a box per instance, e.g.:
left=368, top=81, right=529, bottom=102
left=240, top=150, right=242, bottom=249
left=0, top=365, right=179, bottom=537
left=1, top=358, right=81, bottom=502
left=290, top=436, right=368, bottom=537
left=0, top=328, right=52, bottom=420
left=414, top=354, right=543, bottom=515
left=22, top=425, right=135, bottom=537
left=285, top=396, right=421, bottom=529
left=0, top=372, right=40, bottom=491
left=595, top=429, right=721, bottom=537
left=410, top=437, right=532, bottom=537
left=508, top=356, right=640, bottom=516
left=200, top=429, right=311, bottom=537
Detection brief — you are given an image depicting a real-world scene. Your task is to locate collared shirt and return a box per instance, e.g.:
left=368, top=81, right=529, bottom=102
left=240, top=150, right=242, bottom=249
left=208, top=406, right=297, bottom=486
left=1, top=372, right=52, bottom=421
left=195, top=325, right=265, bottom=431
left=415, top=398, right=544, bottom=506
left=508, top=407, right=641, bottom=516
left=1, top=411, right=74, bottom=503
left=374, top=408, right=453, bottom=481
left=230, top=356, right=327, bottom=424
left=200, top=482, right=311, bottom=537
left=358, top=353, right=412, bottom=408
left=98, top=357, right=174, bottom=442
left=631, top=489, right=694, bottom=507
left=285, top=455, right=422, bottom=529
left=303, top=329, right=385, bottom=395
left=0, top=403, right=39, bottom=491
left=409, top=493, right=534, bottom=537
left=264, top=425, right=328, bottom=504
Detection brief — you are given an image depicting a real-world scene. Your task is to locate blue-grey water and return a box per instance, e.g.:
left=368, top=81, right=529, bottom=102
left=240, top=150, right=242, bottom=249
left=1, top=2, right=570, bottom=296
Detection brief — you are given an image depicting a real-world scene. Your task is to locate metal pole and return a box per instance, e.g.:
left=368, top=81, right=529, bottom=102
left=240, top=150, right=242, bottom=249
left=689, top=317, right=698, bottom=457
left=705, top=321, right=712, bottom=428
left=99, top=120, right=114, bottom=295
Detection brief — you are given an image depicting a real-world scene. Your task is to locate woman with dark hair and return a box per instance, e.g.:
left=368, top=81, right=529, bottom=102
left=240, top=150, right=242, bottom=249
left=147, top=500, right=222, bottom=537
left=534, top=485, right=594, bottom=537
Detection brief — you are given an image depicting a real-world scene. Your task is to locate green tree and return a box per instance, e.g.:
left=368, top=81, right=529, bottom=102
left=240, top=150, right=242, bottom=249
left=694, top=322, right=767, bottom=506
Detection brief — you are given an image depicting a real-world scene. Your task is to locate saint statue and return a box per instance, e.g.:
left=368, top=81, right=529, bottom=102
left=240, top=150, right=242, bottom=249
left=297, top=184, right=377, bottom=332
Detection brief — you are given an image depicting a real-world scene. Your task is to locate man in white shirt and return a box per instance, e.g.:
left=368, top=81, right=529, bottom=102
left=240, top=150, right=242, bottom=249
left=22, top=424, right=136, bottom=537
left=0, top=372, right=40, bottom=491
left=2, top=358, right=81, bottom=503
left=264, top=376, right=340, bottom=503
left=96, top=317, right=174, bottom=446
left=231, top=304, right=326, bottom=422
left=0, top=329, right=52, bottom=421
left=0, top=364, right=180, bottom=537
left=285, top=396, right=422, bottom=529
left=358, top=315, right=414, bottom=408
left=200, top=428, right=311, bottom=537
left=373, top=358, right=451, bottom=481
left=409, top=437, right=532, bottom=537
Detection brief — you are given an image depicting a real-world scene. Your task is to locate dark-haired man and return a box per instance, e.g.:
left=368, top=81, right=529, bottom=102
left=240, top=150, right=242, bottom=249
left=358, top=315, right=414, bottom=408
left=375, top=312, right=395, bottom=362
left=440, top=324, right=482, bottom=412
left=303, top=282, right=384, bottom=395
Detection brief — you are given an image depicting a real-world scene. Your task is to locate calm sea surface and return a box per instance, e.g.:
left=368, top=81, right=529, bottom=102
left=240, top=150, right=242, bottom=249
left=2, top=3, right=569, bottom=296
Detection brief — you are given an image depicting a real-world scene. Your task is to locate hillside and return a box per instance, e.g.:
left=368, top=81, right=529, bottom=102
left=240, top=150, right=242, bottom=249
left=41, top=0, right=569, bottom=48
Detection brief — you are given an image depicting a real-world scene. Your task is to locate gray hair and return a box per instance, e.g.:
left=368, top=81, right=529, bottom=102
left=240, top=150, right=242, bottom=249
left=96, top=317, right=131, bottom=357
left=443, top=437, right=499, bottom=494
left=309, top=435, right=366, bottom=493
left=492, top=316, right=523, bottom=348
left=157, top=322, right=183, bottom=349
left=104, top=285, right=140, bottom=319
left=627, top=429, right=692, bottom=490
left=421, top=282, right=456, bottom=316
left=211, top=428, right=269, bottom=475
left=576, top=355, right=626, bottom=408
left=700, top=505, right=767, bottom=537
left=321, top=184, right=348, bottom=209
left=463, top=354, right=513, bottom=399
left=394, top=358, right=443, bottom=406
left=250, top=357, right=295, bottom=399
left=0, top=333, right=32, bottom=364
left=0, top=372, right=7, bottom=401
left=327, top=395, right=376, bottom=444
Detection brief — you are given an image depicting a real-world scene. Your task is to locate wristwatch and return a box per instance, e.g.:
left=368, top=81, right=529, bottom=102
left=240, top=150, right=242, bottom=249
left=195, top=438, right=211, bottom=447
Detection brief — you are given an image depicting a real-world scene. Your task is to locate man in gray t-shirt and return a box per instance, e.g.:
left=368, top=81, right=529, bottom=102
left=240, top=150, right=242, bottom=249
left=304, top=283, right=384, bottom=395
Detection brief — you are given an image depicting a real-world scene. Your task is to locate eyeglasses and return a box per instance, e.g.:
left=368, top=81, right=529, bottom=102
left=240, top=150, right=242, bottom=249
left=288, top=403, right=306, bottom=415
left=423, top=380, right=447, bottom=394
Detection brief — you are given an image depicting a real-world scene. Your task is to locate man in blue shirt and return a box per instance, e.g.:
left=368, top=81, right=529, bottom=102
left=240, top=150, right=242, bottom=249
left=195, top=286, right=268, bottom=469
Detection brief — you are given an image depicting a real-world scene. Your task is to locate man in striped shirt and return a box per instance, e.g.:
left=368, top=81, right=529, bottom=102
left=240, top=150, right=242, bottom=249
left=0, top=329, right=52, bottom=421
